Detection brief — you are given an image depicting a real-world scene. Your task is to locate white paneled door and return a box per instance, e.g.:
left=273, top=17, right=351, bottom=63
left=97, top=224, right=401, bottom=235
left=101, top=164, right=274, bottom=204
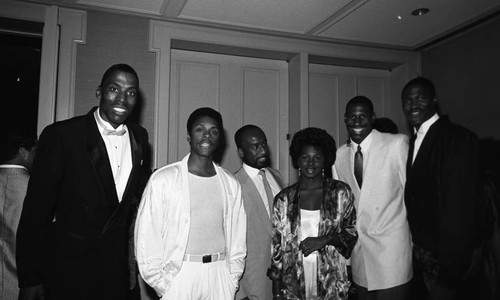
left=169, top=50, right=289, bottom=177
left=308, top=64, right=390, bottom=147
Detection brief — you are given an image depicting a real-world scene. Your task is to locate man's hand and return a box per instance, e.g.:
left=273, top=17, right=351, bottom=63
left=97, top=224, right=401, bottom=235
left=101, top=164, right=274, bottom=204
left=18, top=284, right=45, bottom=300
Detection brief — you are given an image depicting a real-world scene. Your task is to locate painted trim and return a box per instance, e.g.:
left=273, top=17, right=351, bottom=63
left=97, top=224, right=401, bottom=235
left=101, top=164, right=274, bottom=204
left=56, top=8, right=87, bottom=121
left=149, top=19, right=419, bottom=172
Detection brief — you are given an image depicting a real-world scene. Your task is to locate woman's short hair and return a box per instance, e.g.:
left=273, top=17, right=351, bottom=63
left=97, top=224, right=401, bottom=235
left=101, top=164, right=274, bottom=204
left=289, top=127, right=337, bottom=178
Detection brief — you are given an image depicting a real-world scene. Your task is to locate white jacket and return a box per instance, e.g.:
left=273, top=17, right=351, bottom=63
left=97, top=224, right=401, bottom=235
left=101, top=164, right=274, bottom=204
left=333, top=130, right=412, bottom=290
left=135, top=154, right=247, bottom=297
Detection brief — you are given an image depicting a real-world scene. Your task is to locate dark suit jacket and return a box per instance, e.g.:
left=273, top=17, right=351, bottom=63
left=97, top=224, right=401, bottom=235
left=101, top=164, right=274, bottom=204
left=405, top=115, right=479, bottom=289
left=16, top=107, right=149, bottom=300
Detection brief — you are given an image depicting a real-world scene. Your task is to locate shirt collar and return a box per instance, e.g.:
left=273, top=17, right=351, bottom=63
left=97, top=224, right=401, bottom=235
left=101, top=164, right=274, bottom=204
left=242, top=163, right=263, bottom=179
left=94, top=108, right=126, bottom=133
left=350, top=130, right=374, bottom=153
left=0, top=164, right=27, bottom=170
left=414, top=113, right=439, bottom=136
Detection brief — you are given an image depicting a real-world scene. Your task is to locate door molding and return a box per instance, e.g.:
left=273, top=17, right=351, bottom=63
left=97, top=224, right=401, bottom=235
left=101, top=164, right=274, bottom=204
left=0, top=1, right=86, bottom=135
left=150, top=20, right=420, bottom=173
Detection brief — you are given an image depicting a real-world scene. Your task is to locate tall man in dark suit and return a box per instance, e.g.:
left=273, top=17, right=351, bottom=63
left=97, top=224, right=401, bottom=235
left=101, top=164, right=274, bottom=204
left=16, top=64, right=150, bottom=300
left=402, top=77, right=480, bottom=300
left=234, top=125, right=283, bottom=300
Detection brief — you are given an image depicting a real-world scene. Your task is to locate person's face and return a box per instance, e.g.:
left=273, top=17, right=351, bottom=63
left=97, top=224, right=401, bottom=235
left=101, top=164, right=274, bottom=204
left=96, top=70, right=138, bottom=129
left=297, top=145, right=325, bottom=179
left=238, top=129, right=270, bottom=169
left=187, top=116, right=221, bottom=158
left=344, top=103, right=374, bottom=145
left=402, top=84, right=437, bottom=129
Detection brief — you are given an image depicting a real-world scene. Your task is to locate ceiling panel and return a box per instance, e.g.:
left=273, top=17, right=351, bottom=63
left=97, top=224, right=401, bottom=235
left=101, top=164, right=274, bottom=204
left=178, top=0, right=353, bottom=34
left=11, top=0, right=500, bottom=49
left=77, top=0, right=164, bottom=15
left=317, top=0, right=500, bottom=47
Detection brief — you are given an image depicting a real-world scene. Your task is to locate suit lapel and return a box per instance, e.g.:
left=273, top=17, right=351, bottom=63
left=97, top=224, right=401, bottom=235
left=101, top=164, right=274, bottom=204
left=240, top=169, right=273, bottom=236
left=85, top=109, right=120, bottom=210
left=121, top=124, right=143, bottom=204
left=409, top=117, right=444, bottom=179
left=101, top=123, right=145, bottom=234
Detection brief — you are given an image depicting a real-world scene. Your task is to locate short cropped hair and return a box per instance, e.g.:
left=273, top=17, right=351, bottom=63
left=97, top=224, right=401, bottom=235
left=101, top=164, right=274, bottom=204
left=0, top=134, right=37, bottom=163
left=234, top=124, right=263, bottom=149
left=346, top=95, right=374, bottom=114
left=186, top=107, right=224, bottom=133
left=289, top=127, right=336, bottom=178
left=402, top=77, right=436, bottom=98
left=100, top=64, right=139, bottom=87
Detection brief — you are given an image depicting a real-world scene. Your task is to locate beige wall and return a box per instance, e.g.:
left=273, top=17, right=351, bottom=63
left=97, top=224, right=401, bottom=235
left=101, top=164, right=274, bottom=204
left=75, top=10, right=156, bottom=142
left=422, top=16, right=500, bottom=139
left=2, top=1, right=420, bottom=172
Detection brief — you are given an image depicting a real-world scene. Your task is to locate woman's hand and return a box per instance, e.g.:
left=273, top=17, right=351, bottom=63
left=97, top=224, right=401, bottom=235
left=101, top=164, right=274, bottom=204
left=299, top=236, right=330, bottom=257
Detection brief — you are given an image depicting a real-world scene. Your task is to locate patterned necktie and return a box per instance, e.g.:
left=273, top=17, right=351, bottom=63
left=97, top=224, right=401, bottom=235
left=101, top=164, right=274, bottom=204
left=259, top=169, right=274, bottom=217
left=354, top=145, right=363, bottom=188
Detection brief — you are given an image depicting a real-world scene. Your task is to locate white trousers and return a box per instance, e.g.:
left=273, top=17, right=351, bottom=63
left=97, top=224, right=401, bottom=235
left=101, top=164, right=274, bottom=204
left=162, top=260, right=237, bottom=300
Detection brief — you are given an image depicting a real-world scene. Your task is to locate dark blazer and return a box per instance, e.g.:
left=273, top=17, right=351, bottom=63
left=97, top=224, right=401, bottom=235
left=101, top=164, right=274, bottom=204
left=16, top=107, right=149, bottom=300
left=405, top=115, right=479, bottom=289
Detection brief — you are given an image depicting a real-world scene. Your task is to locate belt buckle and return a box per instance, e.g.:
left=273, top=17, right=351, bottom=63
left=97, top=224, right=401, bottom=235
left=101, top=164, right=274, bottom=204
left=202, top=254, right=212, bottom=263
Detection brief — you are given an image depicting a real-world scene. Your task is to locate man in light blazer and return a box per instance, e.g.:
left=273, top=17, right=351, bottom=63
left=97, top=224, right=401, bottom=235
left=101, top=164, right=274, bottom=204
left=333, top=96, right=412, bottom=300
left=16, top=64, right=150, bottom=300
left=0, top=134, right=36, bottom=300
left=234, top=125, right=283, bottom=300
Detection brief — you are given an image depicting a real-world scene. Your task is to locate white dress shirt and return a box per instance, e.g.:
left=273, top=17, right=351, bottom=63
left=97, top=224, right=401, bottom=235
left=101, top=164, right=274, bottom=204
left=242, top=163, right=281, bottom=215
left=412, top=113, right=440, bottom=164
left=94, top=108, right=132, bottom=202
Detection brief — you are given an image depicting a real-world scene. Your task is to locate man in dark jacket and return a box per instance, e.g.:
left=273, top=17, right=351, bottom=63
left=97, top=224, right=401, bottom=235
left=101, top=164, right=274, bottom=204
left=17, top=64, right=150, bottom=300
left=402, top=77, right=480, bottom=300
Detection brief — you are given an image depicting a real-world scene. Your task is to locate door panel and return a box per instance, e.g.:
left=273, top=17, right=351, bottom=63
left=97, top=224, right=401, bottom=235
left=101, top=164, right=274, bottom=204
left=169, top=50, right=288, bottom=177
left=309, top=64, right=390, bottom=146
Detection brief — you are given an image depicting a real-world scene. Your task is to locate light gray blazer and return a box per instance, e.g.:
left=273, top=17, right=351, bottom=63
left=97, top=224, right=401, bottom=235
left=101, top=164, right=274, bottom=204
left=234, top=167, right=283, bottom=300
left=333, top=130, right=413, bottom=290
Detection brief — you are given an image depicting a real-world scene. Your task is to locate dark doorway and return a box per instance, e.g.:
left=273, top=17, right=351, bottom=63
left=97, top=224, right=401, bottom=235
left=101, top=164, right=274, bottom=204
left=0, top=21, right=42, bottom=140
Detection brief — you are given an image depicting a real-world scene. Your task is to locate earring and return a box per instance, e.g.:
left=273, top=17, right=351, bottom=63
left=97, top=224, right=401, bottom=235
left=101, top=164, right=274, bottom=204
left=322, top=168, right=325, bottom=177
left=298, top=168, right=301, bottom=177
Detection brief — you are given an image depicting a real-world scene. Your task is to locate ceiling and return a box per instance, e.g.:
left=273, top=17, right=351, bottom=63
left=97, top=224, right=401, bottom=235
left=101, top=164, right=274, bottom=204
left=18, top=0, right=500, bottom=50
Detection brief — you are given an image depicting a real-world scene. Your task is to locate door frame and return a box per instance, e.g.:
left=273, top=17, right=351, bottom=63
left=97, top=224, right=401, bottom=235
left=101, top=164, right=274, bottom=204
left=0, top=1, right=86, bottom=135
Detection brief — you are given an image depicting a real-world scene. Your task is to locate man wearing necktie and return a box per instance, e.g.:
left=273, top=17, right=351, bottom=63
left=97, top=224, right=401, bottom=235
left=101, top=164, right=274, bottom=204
left=333, top=96, right=412, bottom=300
left=234, top=125, right=284, bottom=300
left=16, top=64, right=150, bottom=300
left=402, top=77, right=482, bottom=300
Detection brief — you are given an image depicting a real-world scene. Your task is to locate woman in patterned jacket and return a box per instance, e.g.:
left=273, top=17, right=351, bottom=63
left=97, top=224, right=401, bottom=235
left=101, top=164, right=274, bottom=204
left=268, top=127, right=357, bottom=300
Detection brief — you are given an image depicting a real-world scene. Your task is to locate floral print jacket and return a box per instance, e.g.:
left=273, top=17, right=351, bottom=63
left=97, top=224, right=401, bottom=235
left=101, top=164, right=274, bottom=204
left=269, top=178, right=357, bottom=300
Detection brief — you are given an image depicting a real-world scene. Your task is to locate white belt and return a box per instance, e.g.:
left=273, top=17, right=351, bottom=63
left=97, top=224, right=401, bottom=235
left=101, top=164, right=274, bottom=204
left=183, top=252, right=226, bottom=263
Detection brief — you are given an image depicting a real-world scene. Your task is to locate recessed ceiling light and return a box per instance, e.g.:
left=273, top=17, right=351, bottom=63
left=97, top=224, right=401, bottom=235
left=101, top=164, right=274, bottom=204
left=397, top=15, right=402, bottom=20
left=411, top=8, right=430, bottom=16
